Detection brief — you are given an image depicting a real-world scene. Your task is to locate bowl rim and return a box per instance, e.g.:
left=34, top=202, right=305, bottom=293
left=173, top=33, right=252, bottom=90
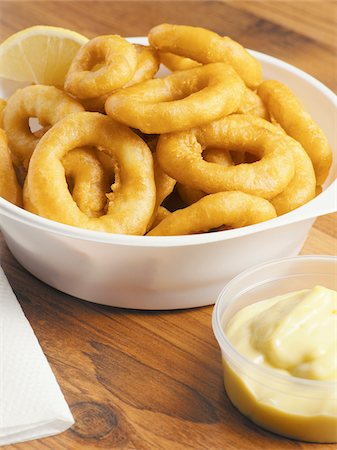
left=212, top=254, right=337, bottom=392
left=0, top=45, right=336, bottom=247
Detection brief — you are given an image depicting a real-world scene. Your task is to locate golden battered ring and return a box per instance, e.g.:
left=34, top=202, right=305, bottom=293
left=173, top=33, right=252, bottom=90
left=2, top=85, right=84, bottom=168
left=257, top=80, right=332, bottom=185
left=81, top=44, right=160, bottom=113
left=64, top=35, right=138, bottom=99
left=156, top=115, right=295, bottom=200
left=24, top=112, right=156, bottom=235
left=148, top=191, right=276, bottom=236
left=226, top=115, right=316, bottom=215
left=105, top=63, right=245, bottom=134
left=148, top=23, right=262, bottom=88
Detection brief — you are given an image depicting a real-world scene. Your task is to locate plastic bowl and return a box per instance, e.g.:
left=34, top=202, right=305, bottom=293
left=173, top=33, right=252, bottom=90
left=0, top=40, right=336, bottom=309
left=212, top=255, right=337, bottom=443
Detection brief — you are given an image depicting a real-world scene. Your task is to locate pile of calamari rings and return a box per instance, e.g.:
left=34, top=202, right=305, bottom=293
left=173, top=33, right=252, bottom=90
left=0, top=24, right=332, bottom=235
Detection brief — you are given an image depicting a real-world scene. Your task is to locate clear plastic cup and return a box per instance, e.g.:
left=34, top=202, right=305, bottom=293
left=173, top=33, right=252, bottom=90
left=212, top=255, right=337, bottom=443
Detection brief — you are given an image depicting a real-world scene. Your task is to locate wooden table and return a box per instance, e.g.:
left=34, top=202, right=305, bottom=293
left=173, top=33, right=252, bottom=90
left=1, top=1, right=336, bottom=449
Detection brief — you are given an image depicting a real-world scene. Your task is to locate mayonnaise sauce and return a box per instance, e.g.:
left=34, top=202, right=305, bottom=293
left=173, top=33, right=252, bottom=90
left=222, top=285, right=337, bottom=442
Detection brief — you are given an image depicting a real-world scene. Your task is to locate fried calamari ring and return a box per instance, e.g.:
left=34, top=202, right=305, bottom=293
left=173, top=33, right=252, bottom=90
left=0, top=129, right=22, bottom=206
left=24, top=112, right=156, bottom=235
left=176, top=116, right=316, bottom=214
left=154, top=69, right=265, bottom=124
left=81, top=44, right=160, bottom=113
left=64, top=35, right=138, bottom=99
left=157, top=115, right=295, bottom=199
left=257, top=80, right=332, bottom=185
left=148, top=191, right=276, bottom=236
left=2, top=85, right=84, bottom=168
left=233, top=115, right=316, bottom=214
left=177, top=147, right=233, bottom=205
left=62, top=148, right=111, bottom=218
left=105, top=63, right=245, bottom=134
left=158, top=58, right=265, bottom=122
left=159, top=51, right=200, bottom=71
left=148, top=24, right=262, bottom=89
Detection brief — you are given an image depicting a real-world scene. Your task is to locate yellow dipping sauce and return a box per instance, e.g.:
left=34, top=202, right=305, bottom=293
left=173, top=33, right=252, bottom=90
left=223, top=285, right=337, bottom=442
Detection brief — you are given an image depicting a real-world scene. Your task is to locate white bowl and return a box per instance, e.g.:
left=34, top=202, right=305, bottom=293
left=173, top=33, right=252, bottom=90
left=0, top=40, right=336, bottom=309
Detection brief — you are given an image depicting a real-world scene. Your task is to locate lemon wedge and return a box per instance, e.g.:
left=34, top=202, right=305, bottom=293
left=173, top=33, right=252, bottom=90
left=0, top=25, right=88, bottom=86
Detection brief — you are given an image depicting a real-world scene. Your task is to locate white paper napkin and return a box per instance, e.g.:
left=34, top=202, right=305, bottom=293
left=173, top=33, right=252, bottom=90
left=0, top=267, right=74, bottom=446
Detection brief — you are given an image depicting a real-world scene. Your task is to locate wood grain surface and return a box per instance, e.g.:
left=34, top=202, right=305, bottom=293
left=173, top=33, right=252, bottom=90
left=0, top=1, right=336, bottom=449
